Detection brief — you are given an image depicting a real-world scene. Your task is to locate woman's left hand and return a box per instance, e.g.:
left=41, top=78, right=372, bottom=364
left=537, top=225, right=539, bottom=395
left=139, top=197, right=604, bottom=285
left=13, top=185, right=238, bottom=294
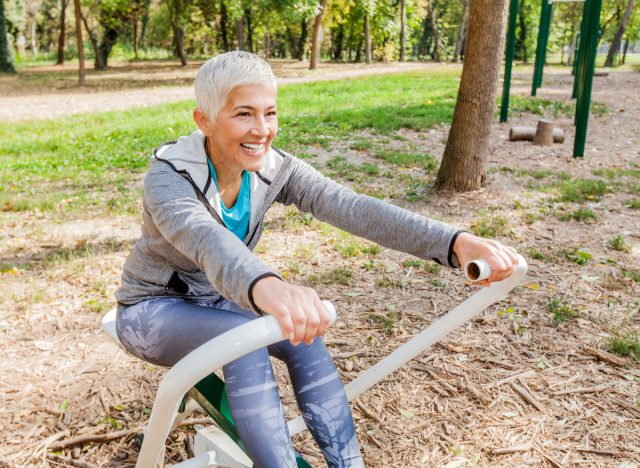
left=453, top=232, right=520, bottom=286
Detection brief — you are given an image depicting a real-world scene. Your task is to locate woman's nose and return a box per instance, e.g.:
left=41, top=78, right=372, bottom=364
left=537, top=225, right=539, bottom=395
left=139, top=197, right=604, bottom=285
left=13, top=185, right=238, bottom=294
left=251, top=117, right=270, bottom=137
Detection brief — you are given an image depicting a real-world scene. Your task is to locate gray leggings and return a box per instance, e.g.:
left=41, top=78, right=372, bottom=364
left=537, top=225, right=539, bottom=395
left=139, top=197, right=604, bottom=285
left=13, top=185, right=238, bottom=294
left=116, top=297, right=364, bottom=468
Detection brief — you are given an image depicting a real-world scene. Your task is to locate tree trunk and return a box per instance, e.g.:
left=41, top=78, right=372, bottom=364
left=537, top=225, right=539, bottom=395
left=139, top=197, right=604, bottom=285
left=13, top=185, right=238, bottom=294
left=428, top=2, right=442, bottom=62
left=364, top=12, right=372, bottom=64
left=30, top=15, right=38, bottom=57
left=56, top=0, right=69, bottom=65
left=235, top=19, right=245, bottom=50
left=219, top=0, right=229, bottom=51
left=133, top=16, right=138, bottom=59
left=453, top=0, right=469, bottom=62
left=517, top=0, right=527, bottom=63
left=298, top=18, right=308, bottom=60
left=73, top=0, right=84, bottom=85
left=435, top=0, right=508, bottom=192
left=172, top=21, right=187, bottom=66
left=309, top=0, right=328, bottom=69
left=244, top=8, right=253, bottom=53
left=0, top=0, right=16, bottom=73
left=332, top=23, right=344, bottom=60
left=97, top=26, right=118, bottom=69
left=604, top=0, right=634, bottom=67
left=622, top=37, right=629, bottom=64
left=139, top=0, right=151, bottom=49
left=80, top=11, right=102, bottom=69
left=399, top=0, right=406, bottom=61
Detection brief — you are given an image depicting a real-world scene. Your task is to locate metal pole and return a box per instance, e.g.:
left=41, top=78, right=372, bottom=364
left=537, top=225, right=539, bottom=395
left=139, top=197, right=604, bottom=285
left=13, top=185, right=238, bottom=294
left=572, top=0, right=591, bottom=98
left=532, top=0, right=553, bottom=96
left=500, top=0, right=520, bottom=123
left=573, top=0, right=602, bottom=157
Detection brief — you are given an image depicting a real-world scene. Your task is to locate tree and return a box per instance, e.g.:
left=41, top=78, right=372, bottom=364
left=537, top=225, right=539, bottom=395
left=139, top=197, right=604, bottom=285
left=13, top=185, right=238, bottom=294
left=167, top=0, right=190, bottom=66
left=604, top=0, right=635, bottom=66
left=1, top=0, right=16, bottom=73
left=452, top=0, right=469, bottom=62
left=55, top=0, right=69, bottom=64
left=435, top=0, right=508, bottom=192
left=309, top=0, right=327, bottom=69
left=399, top=0, right=406, bottom=61
left=73, top=0, right=84, bottom=84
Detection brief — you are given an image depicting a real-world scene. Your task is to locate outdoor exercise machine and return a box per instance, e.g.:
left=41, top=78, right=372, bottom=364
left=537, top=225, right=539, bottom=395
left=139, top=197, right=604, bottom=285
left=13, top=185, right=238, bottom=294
left=499, top=0, right=603, bottom=158
left=102, top=256, right=527, bottom=467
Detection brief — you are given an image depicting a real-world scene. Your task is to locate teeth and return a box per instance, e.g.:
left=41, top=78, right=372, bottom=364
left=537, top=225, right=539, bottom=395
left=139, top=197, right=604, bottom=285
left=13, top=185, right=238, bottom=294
left=240, top=143, right=264, bottom=152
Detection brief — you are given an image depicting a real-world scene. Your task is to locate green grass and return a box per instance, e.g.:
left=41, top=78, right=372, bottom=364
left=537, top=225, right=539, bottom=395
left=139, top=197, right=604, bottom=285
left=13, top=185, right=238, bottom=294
left=0, top=71, right=460, bottom=216
left=502, top=96, right=608, bottom=117
left=627, top=199, right=640, bottom=209
left=609, top=235, right=631, bottom=253
left=470, top=210, right=510, bottom=238
left=557, top=178, right=607, bottom=203
left=607, top=334, right=640, bottom=361
left=547, top=297, right=577, bottom=325
left=373, top=150, right=438, bottom=172
left=563, top=247, right=592, bottom=266
left=558, top=207, right=598, bottom=222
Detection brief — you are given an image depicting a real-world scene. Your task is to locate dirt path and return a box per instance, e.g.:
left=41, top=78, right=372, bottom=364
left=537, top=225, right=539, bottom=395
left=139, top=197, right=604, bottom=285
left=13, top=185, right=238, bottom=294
left=0, top=61, right=442, bottom=121
left=1, top=67, right=639, bottom=467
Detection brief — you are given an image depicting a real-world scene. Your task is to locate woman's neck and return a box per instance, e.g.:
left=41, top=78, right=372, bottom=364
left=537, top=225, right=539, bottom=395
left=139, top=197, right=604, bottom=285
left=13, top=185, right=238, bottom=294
left=205, top=137, right=243, bottom=208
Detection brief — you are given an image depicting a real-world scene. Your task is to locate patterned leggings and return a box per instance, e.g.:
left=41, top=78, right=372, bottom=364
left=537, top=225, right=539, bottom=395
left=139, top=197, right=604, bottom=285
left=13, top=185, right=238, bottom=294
left=116, top=297, right=364, bottom=468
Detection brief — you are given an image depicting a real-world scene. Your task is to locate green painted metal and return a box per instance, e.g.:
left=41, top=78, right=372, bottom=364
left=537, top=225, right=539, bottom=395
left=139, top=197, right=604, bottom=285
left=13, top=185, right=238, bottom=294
left=500, top=0, right=520, bottom=123
left=572, top=0, right=591, bottom=99
left=573, top=0, right=602, bottom=157
left=191, top=372, right=312, bottom=467
left=532, top=0, right=553, bottom=96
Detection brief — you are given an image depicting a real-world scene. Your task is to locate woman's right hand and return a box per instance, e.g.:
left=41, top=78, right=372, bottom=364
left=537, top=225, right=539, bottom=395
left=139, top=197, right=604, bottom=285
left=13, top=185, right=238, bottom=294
left=252, top=276, right=332, bottom=346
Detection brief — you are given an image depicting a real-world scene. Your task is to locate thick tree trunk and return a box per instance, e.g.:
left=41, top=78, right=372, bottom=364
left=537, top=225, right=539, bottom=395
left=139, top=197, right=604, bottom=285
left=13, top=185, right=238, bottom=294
left=428, top=2, right=442, bottom=62
left=309, top=0, right=328, bottom=69
left=73, top=0, right=84, bottom=85
left=0, top=0, right=16, bottom=73
left=56, top=0, right=69, bottom=65
left=133, top=17, right=138, bottom=59
left=435, top=0, right=508, bottom=192
left=604, top=0, right=634, bottom=67
left=172, top=21, right=187, bottom=66
left=97, top=26, right=118, bottom=69
left=399, top=0, right=406, bottom=61
left=332, top=23, right=344, bottom=60
left=80, top=11, right=103, bottom=69
left=364, top=12, right=372, bottom=64
left=453, top=0, right=469, bottom=62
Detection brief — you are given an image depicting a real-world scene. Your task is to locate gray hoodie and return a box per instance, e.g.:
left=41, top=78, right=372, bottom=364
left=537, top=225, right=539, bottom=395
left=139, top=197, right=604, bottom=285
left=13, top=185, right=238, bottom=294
left=115, top=130, right=462, bottom=313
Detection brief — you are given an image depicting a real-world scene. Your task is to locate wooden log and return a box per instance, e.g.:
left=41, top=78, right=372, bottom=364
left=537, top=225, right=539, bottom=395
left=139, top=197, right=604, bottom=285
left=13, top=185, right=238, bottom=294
left=509, top=126, right=565, bottom=143
left=532, top=120, right=556, bottom=146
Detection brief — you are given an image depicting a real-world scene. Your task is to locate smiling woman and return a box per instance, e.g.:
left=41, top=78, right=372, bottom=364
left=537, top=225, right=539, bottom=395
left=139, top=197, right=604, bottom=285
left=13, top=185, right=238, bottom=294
left=114, top=51, right=519, bottom=467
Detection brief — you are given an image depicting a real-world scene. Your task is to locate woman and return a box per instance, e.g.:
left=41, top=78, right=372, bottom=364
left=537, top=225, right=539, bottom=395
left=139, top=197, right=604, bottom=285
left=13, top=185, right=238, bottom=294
left=115, top=51, right=519, bottom=467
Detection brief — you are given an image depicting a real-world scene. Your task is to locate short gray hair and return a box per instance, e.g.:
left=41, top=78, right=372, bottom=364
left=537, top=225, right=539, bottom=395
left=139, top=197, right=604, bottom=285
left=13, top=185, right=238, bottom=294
left=195, top=51, right=277, bottom=121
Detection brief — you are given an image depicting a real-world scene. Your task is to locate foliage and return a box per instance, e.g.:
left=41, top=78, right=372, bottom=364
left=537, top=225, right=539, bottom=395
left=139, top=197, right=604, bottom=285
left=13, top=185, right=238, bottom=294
left=547, top=297, right=577, bottom=325
left=608, top=334, right=640, bottom=360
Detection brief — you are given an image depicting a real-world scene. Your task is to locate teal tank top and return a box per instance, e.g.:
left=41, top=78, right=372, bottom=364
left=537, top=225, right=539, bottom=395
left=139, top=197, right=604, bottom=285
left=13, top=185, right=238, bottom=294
left=207, top=159, right=251, bottom=240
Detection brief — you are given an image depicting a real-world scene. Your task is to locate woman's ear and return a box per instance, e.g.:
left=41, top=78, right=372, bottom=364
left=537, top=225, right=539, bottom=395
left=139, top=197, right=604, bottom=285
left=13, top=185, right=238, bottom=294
left=193, top=108, right=212, bottom=134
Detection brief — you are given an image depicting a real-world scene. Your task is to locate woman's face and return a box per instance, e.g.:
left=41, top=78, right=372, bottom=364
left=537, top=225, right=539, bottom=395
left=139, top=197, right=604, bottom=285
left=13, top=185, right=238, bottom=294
left=202, top=83, right=278, bottom=174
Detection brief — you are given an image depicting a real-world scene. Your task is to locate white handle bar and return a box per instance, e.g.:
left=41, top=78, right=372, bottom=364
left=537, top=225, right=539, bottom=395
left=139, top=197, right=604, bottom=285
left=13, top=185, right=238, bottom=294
left=288, top=255, right=528, bottom=435
left=136, top=301, right=336, bottom=468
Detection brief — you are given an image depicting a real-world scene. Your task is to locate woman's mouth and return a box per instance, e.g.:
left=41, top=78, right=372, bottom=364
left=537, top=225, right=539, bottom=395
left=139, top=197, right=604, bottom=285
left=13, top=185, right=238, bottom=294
left=240, top=143, right=265, bottom=153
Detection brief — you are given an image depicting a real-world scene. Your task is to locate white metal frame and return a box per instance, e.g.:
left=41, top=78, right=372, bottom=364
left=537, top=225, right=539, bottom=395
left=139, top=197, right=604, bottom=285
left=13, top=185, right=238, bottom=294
left=103, top=256, right=528, bottom=467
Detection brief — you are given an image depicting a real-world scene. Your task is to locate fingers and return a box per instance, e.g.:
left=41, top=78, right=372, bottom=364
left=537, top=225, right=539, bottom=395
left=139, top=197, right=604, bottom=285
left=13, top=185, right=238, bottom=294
left=457, top=236, right=520, bottom=286
left=273, top=286, right=329, bottom=346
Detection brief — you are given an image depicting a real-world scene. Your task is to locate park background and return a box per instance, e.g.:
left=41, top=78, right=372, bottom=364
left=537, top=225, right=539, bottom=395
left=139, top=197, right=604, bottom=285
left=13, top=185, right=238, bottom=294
left=1, top=0, right=640, bottom=466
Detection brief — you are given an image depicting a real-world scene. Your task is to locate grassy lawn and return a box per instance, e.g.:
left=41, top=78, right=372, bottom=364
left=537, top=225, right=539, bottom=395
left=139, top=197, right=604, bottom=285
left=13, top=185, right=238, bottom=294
left=0, top=70, right=460, bottom=217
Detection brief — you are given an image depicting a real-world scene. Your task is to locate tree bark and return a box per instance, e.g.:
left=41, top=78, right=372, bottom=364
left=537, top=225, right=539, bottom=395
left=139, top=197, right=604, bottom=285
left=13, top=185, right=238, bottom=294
left=80, top=11, right=103, bottom=69
left=97, top=26, right=118, bottom=69
left=139, top=0, right=151, bottom=49
left=428, top=1, right=442, bottom=62
left=517, top=0, right=527, bottom=63
left=133, top=16, right=138, bottom=59
left=399, top=0, right=406, bottom=61
left=73, top=0, right=85, bottom=85
left=364, top=11, right=372, bottom=64
left=235, top=19, right=245, bottom=50
left=604, top=0, right=634, bottom=67
left=219, top=0, right=229, bottom=51
left=298, top=18, right=308, bottom=60
left=56, top=0, right=69, bottom=65
left=622, top=37, right=629, bottom=64
left=435, top=0, right=508, bottom=192
left=453, top=0, right=469, bottom=62
left=0, top=0, right=16, bottom=73
left=309, top=0, right=328, bottom=69
left=172, top=21, right=187, bottom=66
left=30, top=14, right=38, bottom=57
left=244, top=7, right=253, bottom=53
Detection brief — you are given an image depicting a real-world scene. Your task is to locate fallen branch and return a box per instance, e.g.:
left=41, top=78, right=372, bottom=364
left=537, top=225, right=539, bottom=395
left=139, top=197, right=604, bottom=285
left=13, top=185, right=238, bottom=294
left=510, top=382, right=546, bottom=413
left=553, top=384, right=610, bottom=396
left=583, top=345, right=627, bottom=367
left=576, top=447, right=619, bottom=457
left=47, top=417, right=211, bottom=451
left=492, top=444, right=533, bottom=455
left=46, top=453, right=100, bottom=468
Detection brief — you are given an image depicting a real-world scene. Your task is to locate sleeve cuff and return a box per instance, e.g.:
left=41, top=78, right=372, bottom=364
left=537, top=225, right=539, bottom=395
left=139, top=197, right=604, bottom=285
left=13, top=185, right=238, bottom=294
left=248, top=272, right=283, bottom=315
left=447, top=230, right=467, bottom=268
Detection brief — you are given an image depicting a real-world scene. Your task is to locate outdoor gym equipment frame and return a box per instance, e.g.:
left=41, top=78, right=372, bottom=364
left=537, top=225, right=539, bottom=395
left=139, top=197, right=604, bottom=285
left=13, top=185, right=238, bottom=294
left=103, top=256, right=527, bottom=467
left=499, top=0, right=603, bottom=158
